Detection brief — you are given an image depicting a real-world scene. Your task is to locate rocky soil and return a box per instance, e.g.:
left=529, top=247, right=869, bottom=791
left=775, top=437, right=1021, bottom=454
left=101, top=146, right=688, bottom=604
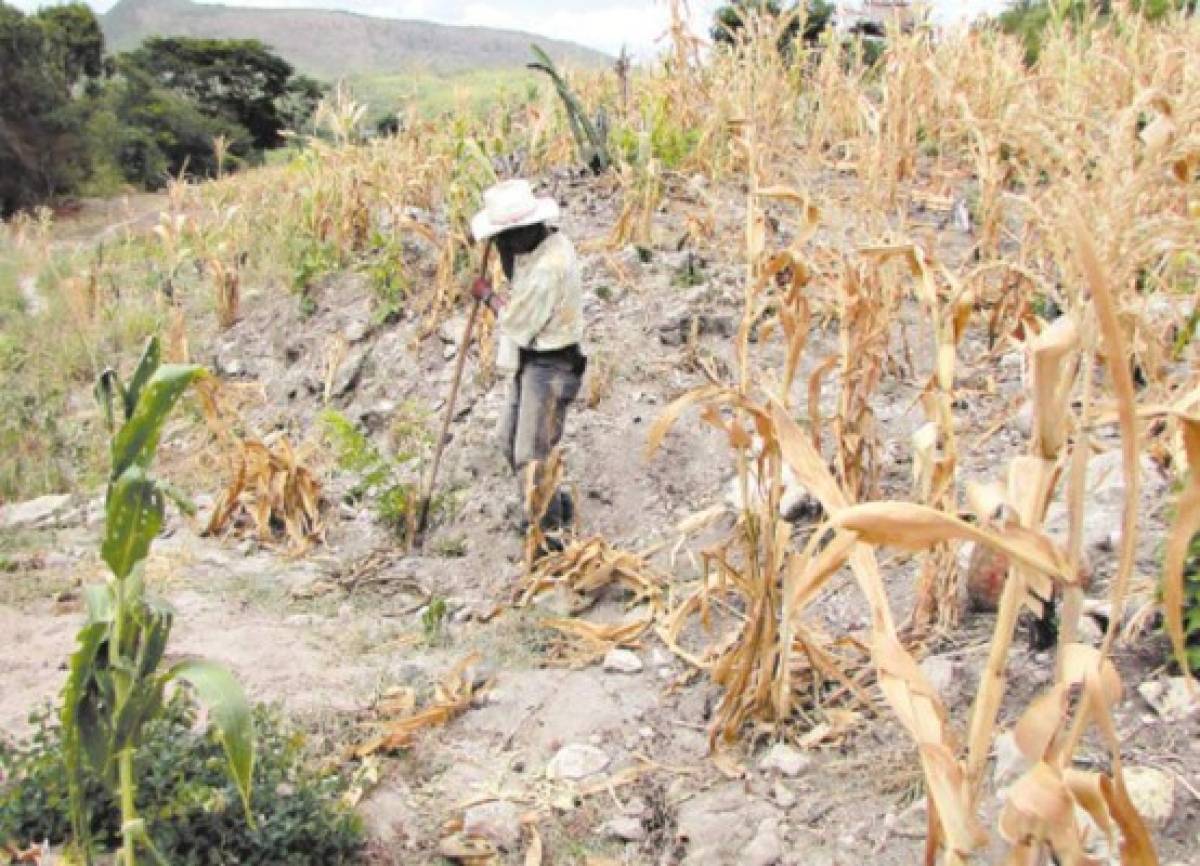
left=2, top=169, right=1197, bottom=865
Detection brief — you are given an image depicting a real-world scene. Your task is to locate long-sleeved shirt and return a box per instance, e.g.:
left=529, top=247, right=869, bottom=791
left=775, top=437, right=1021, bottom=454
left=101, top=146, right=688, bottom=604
left=496, top=231, right=583, bottom=373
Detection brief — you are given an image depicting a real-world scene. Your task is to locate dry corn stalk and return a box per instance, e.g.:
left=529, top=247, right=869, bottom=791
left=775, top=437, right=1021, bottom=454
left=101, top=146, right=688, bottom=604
left=518, top=536, right=666, bottom=612
left=356, top=654, right=487, bottom=756
left=205, top=436, right=324, bottom=555
left=522, top=446, right=567, bottom=568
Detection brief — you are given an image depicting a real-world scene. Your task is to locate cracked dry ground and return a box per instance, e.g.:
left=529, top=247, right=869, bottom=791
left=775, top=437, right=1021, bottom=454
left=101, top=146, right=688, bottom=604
left=3, top=171, right=1198, bottom=865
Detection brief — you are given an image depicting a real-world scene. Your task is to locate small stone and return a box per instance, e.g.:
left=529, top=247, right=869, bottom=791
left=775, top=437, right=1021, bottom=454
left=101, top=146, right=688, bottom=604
left=1123, top=767, right=1174, bottom=826
left=547, top=744, right=610, bottom=780
left=601, top=815, right=645, bottom=842
left=1075, top=614, right=1104, bottom=646
left=443, top=343, right=457, bottom=361
left=463, top=800, right=522, bottom=851
left=758, top=743, right=812, bottom=778
left=772, top=781, right=796, bottom=809
left=999, top=351, right=1024, bottom=380
left=437, top=315, right=469, bottom=346
left=744, top=819, right=783, bottom=866
left=603, top=648, right=644, bottom=674
left=919, top=655, right=957, bottom=698
left=343, top=319, right=372, bottom=344
left=0, top=493, right=73, bottom=530
left=993, top=731, right=1032, bottom=788
left=1138, top=677, right=1200, bottom=722
left=623, top=796, right=649, bottom=816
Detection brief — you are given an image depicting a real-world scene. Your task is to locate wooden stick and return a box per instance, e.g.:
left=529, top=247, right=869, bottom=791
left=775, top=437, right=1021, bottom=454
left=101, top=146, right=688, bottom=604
left=416, top=241, right=493, bottom=540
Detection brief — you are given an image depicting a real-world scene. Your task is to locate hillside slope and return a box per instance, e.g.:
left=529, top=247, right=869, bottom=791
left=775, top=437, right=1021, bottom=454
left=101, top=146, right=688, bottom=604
left=101, top=0, right=611, bottom=79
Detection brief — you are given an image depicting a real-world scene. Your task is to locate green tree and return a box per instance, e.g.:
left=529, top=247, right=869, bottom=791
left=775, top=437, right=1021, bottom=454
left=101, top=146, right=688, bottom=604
left=120, top=37, right=315, bottom=150
left=999, top=0, right=1195, bottom=64
left=35, top=2, right=106, bottom=88
left=89, top=61, right=252, bottom=188
left=0, top=2, right=88, bottom=215
left=711, top=0, right=835, bottom=49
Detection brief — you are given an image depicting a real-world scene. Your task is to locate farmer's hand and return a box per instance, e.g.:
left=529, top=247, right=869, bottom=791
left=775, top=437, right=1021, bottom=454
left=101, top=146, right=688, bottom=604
left=470, top=276, right=493, bottom=302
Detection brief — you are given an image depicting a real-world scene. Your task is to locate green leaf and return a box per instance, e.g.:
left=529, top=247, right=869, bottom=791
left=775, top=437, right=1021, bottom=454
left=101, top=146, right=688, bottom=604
left=168, top=659, right=255, bottom=820
left=60, top=619, right=111, bottom=860
left=125, top=337, right=163, bottom=420
left=134, top=598, right=174, bottom=680
left=84, top=583, right=115, bottom=625
left=110, top=364, right=205, bottom=478
left=112, top=677, right=165, bottom=753
left=93, top=368, right=125, bottom=437
left=101, top=467, right=165, bottom=581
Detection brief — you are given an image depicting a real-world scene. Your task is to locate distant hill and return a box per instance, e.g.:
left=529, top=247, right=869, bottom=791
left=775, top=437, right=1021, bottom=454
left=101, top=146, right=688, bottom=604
left=101, top=0, right=611, bottom=80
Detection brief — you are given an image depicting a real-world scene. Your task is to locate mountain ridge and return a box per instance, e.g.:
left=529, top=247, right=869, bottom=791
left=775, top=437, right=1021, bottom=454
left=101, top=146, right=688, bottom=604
left=101, top=0, right=612, bottom=80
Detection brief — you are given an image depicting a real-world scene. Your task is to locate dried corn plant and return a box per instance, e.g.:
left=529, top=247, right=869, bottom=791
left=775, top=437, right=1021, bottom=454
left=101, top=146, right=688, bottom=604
left=355, top=654, right=488, bottom=757
left=808, top=255, right=891, bottom=503
left=197, top=379, right=325, bottom=554
left=206, top=252, right=244, bottom=329
left=518, top=536, right=666, bottom=614
left=646, top=118, right=879, bottom=745
left=763, top=214, right=1163, bottom=863
left=204, top=436, right=324, bottom=555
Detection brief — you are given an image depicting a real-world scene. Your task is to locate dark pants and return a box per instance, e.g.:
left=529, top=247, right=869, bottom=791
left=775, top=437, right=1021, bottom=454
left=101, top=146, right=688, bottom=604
left=498, top=346, right=584, bottom=532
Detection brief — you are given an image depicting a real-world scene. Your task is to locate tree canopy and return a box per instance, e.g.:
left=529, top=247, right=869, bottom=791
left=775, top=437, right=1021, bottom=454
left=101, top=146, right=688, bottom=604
left=998, top=0, right=1196, bottom=64
left=711, top=0, right=835, bottom=49
left=121, top=37, right=304, bottom=150
left=0, top=7, right=323, bottom=214
left=0, top=2, right=91, bottom=214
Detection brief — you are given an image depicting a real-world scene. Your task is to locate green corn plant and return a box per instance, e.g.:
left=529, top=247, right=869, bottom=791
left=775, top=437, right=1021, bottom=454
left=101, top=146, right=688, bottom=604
left=528, top=44, right=611, bottom=173
left=61, top=337, right=254, bottom=866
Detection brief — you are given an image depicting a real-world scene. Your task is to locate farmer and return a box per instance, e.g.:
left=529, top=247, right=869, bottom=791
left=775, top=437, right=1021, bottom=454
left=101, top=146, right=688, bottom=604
left=469, top=179, right=586, bottom=539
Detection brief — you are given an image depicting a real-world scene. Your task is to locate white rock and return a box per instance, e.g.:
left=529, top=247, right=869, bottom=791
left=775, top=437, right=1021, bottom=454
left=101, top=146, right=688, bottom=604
left=919, top=655, right=957, bottom=698
left=343, top=319, right=371, bottom=344
left=999, top=351, right=1025, bottom=381
left=463, top=800, right=522, bottom=851
left=437, top=315, right=469, bottom=346
left=726, top=454, right=819, bottom=523
left=992, top=731, right=1032, bottom=788
left=1076, top=614, right=1104, bottom=646
left=0, top=493, right=73, bottom=530
left=758, top=743, right=811, bottom=778
left=1138, top=678, right=1200, bottom=722
left=744, top=819, right=783, bottom=866
left=603, top=648, right=644, bottom=674
left=772, top=781, right=796, bottom=809
left=1123, top=767, right=1175, bottom=826
left=602, top=815, right=645, bottom=842
left=547, top=744, right=610, bottom=781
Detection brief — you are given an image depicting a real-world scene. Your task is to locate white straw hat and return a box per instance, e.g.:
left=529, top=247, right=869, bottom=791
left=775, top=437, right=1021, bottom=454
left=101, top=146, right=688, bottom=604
left=470, top=179, right=560, bottom=241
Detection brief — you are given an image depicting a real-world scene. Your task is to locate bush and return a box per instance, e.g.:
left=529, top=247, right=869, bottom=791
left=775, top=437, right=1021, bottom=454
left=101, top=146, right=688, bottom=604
left=0, top=695, right=364, bottom=865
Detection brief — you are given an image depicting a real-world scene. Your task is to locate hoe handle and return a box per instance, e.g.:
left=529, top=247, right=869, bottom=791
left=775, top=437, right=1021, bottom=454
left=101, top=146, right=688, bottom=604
left=416, top=241, right=493, bottom=539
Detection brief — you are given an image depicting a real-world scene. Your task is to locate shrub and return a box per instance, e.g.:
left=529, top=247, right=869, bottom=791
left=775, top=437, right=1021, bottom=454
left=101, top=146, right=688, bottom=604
left=0, top=695, right=364, bottom=865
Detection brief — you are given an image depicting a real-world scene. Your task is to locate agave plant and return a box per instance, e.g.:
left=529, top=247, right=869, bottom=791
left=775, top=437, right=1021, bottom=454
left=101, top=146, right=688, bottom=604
left=62, top=337, right=253, bottom=866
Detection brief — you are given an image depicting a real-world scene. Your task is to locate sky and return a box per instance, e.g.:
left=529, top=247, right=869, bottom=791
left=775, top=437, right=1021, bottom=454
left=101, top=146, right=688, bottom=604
left=10, top=0, right=1012, bottom=58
